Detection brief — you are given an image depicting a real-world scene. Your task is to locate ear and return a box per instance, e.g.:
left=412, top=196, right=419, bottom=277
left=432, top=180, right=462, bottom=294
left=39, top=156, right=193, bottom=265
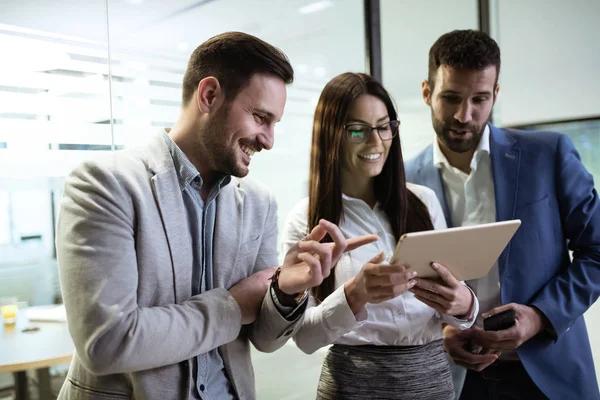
left=422, top=80, right=432, bottom=106
left=493, top=83, right=500, bottom=105
left=195, top=77, right=224, bottom=113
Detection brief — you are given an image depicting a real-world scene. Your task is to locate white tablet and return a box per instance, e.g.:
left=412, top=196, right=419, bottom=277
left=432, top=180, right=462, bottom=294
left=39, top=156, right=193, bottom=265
left=389, top=220, right=521, bottom=281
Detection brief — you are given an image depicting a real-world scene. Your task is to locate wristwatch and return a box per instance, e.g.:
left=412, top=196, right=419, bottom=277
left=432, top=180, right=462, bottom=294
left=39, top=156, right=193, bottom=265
left=270, top=267, right=308, bottom=307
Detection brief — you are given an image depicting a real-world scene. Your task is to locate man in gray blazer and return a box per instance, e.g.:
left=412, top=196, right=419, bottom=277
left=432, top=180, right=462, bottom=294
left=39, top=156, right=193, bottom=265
left=55, top=32, right=376, bottom=400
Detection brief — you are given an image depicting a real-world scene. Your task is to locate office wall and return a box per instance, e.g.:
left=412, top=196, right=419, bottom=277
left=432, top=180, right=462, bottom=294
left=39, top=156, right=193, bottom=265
left=490, top=0, right=600, bottom=126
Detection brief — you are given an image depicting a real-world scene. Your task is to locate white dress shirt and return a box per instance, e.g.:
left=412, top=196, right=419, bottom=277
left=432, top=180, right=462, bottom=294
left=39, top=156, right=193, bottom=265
left=433, top=125, right=502, bottom=328
left=280, top=183, right=478, bottom=354
left=434, top=126, right=518, bottom=359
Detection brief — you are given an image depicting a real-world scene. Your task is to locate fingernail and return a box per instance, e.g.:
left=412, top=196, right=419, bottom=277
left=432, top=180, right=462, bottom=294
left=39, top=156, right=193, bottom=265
left=431, top=263, right=439, bottom=270
left=481, top=313, right=489, bottom=318
left=409, top=280, right=417, bottom=287
left=410, top=271, right=417, bottom=277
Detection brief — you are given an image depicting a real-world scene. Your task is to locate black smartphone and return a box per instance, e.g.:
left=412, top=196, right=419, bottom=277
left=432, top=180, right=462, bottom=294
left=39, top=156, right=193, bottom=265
left=483, top=308, right=516, bottom=331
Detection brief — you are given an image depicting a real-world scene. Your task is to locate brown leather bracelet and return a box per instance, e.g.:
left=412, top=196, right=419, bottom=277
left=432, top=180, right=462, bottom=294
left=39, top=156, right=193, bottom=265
left=270, top=267, right=305, bottom=307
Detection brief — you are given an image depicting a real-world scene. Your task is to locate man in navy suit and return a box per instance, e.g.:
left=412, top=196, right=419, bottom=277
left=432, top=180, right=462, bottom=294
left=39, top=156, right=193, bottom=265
left=405, top=29, right=600, bottom=399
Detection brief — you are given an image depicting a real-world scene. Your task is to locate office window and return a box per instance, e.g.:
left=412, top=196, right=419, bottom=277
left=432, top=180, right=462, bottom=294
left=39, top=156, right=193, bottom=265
left=489, top=0, right=600, bottom=126
left=518, top=119, right=600, bottom=181
left=0, top=1, right=111, bottom=307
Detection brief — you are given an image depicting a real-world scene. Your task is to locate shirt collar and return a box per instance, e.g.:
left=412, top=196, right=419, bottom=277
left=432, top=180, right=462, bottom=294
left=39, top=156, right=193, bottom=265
left=162, top=129, right=231, bottom=192
left=341, top=192, right=382, bottom=211
left=433, top=124, right=491, bottom=171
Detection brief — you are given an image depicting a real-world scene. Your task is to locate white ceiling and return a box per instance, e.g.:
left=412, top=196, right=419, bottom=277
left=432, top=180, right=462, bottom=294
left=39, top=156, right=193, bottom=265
left=0, top=0, right=363, bottom=66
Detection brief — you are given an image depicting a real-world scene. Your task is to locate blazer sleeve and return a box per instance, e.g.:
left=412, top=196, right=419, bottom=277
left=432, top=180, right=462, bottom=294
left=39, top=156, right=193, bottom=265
left=529, top=134, right=600, bottom=337
left=57, top=161, right=243, bottom=376
left=247, top=193, right=307, bottom=353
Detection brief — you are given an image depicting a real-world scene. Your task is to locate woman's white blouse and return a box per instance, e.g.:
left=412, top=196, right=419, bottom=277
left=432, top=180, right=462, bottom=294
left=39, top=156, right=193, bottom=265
left=280, top=183, right=478, bottom=354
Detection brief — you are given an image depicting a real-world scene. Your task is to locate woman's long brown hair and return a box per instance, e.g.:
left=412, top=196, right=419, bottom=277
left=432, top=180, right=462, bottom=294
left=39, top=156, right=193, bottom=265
left=308, top=73, right=434, bottom=303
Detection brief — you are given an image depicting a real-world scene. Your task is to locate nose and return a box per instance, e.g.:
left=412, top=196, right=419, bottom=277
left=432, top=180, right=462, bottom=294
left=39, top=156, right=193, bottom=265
left=257, top=126, right=274, bottom=151
left=454, top=100, right=473, bottom=124
left=366, top=127, right=383, bottom=145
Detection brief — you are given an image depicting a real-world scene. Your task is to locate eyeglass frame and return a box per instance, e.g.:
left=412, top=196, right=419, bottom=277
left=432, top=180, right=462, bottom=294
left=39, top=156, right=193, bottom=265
left=342, top=120, right=401, bottom=143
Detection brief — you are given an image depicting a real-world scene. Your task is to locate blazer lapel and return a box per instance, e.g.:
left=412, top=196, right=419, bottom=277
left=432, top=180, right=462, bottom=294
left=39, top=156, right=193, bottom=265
left=146, top=133, right=192, bottom=304
left=490, top=125, right=520, bottom=223
left=417, top=147, right=453, bottom=228
left=490, top=125, right=520, bottom=281
left=213, top=178, right=245, bottom=289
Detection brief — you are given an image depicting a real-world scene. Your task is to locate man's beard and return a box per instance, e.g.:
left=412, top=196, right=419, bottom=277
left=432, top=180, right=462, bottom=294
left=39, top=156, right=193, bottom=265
left=432, top=112, right=487, bottom=154
left=199, top=103, right=248, bottom=178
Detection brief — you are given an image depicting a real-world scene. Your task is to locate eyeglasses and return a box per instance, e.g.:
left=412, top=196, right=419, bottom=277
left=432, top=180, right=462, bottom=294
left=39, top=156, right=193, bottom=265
left=343, top=120, right=400, bottom=143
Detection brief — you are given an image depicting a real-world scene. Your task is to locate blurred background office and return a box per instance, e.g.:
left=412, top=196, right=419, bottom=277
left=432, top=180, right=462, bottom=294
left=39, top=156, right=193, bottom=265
left=0, top=0, right=598, bottom=398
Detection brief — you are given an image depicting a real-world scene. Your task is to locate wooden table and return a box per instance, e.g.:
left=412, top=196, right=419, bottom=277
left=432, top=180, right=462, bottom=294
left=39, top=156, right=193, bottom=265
left=0, top=310, right=73, bottom=400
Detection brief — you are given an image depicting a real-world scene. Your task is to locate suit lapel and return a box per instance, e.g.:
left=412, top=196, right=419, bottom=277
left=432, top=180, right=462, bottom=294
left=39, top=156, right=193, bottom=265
left=490, top=125, right=520, bottom=223
left=417, top=148, right=453, bottom=228
left=213, top=179, right=245, bottom=288
left=147, top=133, right=192, bottom=304
left=490, top=125, right=520, bottom=281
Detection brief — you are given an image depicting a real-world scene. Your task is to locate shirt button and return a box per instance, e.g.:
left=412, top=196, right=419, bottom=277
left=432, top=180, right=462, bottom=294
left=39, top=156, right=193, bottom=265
left=200, top=384, right=205, bottom=392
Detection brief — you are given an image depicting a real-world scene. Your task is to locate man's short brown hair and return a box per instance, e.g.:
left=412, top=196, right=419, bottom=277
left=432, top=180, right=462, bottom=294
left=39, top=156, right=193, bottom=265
left=181, top=32, right=294, bottom=106
left=428, top=29, right=501, bottom=90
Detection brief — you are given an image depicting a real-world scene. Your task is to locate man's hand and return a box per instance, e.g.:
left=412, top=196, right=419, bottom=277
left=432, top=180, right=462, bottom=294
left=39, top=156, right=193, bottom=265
left=229, top=267, right=277, bottom=325
left=344, top=252, right=417, bottom=314
left=474, top=303, right=547, bottom=351
left=409, top=263, right=474, bottom=317
left=443, top=326, right=500, bottom=372
left=278, top=219, right=378, bottom=295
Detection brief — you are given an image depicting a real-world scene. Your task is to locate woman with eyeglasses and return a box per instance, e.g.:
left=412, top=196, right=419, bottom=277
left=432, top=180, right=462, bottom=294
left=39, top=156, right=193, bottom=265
left=281, top=73, right=478, bottom=399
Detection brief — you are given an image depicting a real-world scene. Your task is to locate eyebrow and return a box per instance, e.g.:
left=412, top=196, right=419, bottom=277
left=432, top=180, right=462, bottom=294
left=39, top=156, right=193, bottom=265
left=440, top=90, right=493, bottom=96
left=347, top=116, right=390, bottom=125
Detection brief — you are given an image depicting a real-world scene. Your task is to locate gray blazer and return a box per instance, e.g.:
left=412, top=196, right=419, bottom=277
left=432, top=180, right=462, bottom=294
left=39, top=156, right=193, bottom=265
left=56, top=133, right=302, bottom=400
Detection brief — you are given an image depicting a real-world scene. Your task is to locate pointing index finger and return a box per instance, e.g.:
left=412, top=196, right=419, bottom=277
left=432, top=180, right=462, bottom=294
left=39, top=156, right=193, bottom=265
left=346, top=234, right=379, bottom=251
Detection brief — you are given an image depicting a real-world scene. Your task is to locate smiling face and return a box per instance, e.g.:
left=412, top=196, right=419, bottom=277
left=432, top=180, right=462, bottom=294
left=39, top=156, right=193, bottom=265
left=423, top=64, right=499, bottom=154
left=341, top=94, right=393, bottom=190
left=201, top=73, right=287, bottom=177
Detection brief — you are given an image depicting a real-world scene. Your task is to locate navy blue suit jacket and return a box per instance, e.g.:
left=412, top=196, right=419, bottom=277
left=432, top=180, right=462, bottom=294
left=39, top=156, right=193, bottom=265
left=405, top=124, right=600, bottom=399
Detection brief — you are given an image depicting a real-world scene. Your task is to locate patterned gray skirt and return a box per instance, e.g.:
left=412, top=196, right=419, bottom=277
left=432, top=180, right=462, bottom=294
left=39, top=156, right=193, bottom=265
left=316, top=340, right=455, bottom=400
